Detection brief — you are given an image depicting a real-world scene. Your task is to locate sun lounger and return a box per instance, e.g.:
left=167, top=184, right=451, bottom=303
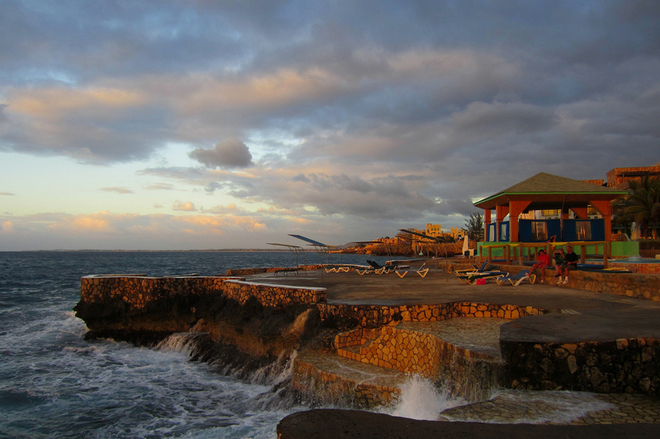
left=395, top=263, right=429, bottom=278
left=325, top=265, right=353, bottom=273
left=367, top=260, right=398, bottom=274
left=495, top=269, right=536, bottom=286
left=457, top=271, right=508, bottom=285
left=454, top=262, right=499, bottom=277
left=454, top=261, right=489, bottom=275
left=416, top=263, right=429, bottom=278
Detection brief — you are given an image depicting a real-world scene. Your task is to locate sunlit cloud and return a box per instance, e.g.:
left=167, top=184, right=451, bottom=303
left=172, top=201, right=197, bottom=211
left=8, top=87, right=147, bottom=120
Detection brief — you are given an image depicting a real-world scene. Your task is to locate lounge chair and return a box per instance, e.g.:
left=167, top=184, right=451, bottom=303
left=454, top=261, right=489, bottom=275
left=457, top=270, right=508, bottom=285
left=325, top=265, right=352, bottom=273
left=367, top=260, right=397, bottom=274
left=356, top=265, right=375, bottom=275
left=415, top=263, right=429, bottom=278
left=454, top=262, right=498, bottom=277
left=395, top=263, right=429, bottom=278
left=495, top=270, right=536, bottom=286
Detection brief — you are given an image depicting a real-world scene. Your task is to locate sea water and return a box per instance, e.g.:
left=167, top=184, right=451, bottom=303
left=0, top=251, right=399, bottom=438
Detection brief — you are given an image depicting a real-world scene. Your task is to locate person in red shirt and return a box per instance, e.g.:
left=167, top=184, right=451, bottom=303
left=530, top=249, right=550, bottom=283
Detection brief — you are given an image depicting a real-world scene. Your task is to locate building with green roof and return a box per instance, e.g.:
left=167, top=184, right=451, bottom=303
left=473, top=172, right=627, bottom=245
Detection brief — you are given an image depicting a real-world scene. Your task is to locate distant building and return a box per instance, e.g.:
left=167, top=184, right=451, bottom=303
left=425, top=224, right=442, bottom=237
left=606, top=163, right=660, bottom=189
left=449, top=227, right=465, bottom=240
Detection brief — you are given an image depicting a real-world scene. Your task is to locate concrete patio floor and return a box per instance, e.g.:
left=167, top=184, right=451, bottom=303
left=250, top=264, right=660, bottom=344
left=253, top=262, right=660, bottom=427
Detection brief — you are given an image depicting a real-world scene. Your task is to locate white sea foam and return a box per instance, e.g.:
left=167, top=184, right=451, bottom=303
left=382, top=375, right=466, bottom=421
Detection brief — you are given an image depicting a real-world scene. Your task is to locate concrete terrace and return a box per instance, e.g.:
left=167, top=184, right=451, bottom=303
left=251, top=263, right=660, bottom=343
left=248, top=261, right=660, bottom=424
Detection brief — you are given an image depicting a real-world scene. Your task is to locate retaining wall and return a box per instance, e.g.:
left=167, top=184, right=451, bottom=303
left=319, top=302, right=544, bottom=329
left=502, top=338, right=660, bottom=395
left=80, top=275, right=327, bottom=311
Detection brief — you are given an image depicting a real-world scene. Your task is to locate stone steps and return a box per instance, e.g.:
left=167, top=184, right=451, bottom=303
left=327, top=317, right=511, bottom=403
left=291, top=350, right=408, bottom=408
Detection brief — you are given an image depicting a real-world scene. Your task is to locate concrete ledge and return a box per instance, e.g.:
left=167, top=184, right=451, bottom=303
left=277, top=409, right=660, bottom=439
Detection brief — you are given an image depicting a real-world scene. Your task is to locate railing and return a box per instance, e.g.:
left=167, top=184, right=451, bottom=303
left=479, top=241, right=611, bottom=267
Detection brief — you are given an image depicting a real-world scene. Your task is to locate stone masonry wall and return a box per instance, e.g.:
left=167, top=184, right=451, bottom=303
left=80, top=275, right=327, bottom=312
left=502, top=338, right=660, bottom=395
left=320, top=302, right=544, bottom=329
left=567, top=271, right=660, bottom=301
left=80, top=275, right=227, bottom=311
left=328, top=303, right=543, bottom=403
left=611, top=262, right=660, bottom=275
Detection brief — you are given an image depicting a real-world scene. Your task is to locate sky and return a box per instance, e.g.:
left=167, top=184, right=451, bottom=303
left=1, top=0, right=659, bottom=250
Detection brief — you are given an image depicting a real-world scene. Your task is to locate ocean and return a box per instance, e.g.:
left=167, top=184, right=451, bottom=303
left=0, top=251, right=402, bottom=438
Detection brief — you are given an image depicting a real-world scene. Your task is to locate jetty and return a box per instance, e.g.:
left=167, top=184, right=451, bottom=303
left=74, top=259, right=660, bottom=437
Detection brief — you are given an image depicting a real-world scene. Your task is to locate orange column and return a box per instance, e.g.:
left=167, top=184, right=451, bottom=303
left=590, top=200, right=613, bottom=242
left=484, top=209, right=491, bottom=242
left=509, top=200, right=532, bottom=243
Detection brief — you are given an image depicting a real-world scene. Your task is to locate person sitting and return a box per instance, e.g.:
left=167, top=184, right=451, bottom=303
left=557, top=245, right=579, bottom=285
left=553, top=248, right=565, bottom=284
left=530, top=249, right=550, bottom=283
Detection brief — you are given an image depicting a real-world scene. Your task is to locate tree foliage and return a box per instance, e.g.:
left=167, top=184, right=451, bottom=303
left=463, top=213, right=484, bottom=241
left=613, top=175, right=660, bottom=239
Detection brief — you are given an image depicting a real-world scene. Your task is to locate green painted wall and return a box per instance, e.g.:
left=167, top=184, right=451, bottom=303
left=477, top=241, right=640, bottom=259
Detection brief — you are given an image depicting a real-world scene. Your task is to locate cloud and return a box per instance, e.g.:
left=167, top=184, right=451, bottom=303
left=1, top=0, right=660, bottom=249
left=0, top=192, right=16, bottom=196
left=145, top=183, right=179, bottom=191
left=452, top=102, right=559, bottom=136
left=100, top=186, right=134, bottom=194
left=0, top=210, right=274, bottom=250
left=172, top=201, right=197, bottom=211
left=189, top=138, right=253, bottom=169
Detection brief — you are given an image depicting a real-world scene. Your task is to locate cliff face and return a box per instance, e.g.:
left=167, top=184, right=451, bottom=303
left=74, top=275, right=331, bottom=370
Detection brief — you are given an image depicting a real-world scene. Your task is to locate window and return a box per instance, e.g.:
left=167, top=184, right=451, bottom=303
left=531, top=221, right=548, bottom=241
left=488, top=224, right=496, bottom=242
left=576, top=221, right=592, bottom=240
left=500, top=222, right=509, bottom=241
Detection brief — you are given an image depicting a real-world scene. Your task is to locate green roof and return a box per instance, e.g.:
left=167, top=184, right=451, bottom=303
left=474, top=172, right=627, bottom=207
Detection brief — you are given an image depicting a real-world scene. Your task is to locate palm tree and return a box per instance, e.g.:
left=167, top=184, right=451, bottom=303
left=463, top=213, right=484, bottom=241
left=614, top=176, right=660, bottom=239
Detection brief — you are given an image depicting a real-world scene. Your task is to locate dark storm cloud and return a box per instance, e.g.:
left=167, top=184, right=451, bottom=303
left=189, top=139, right=253, bottom=169
left=1, top=0, right=659, bottom=231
